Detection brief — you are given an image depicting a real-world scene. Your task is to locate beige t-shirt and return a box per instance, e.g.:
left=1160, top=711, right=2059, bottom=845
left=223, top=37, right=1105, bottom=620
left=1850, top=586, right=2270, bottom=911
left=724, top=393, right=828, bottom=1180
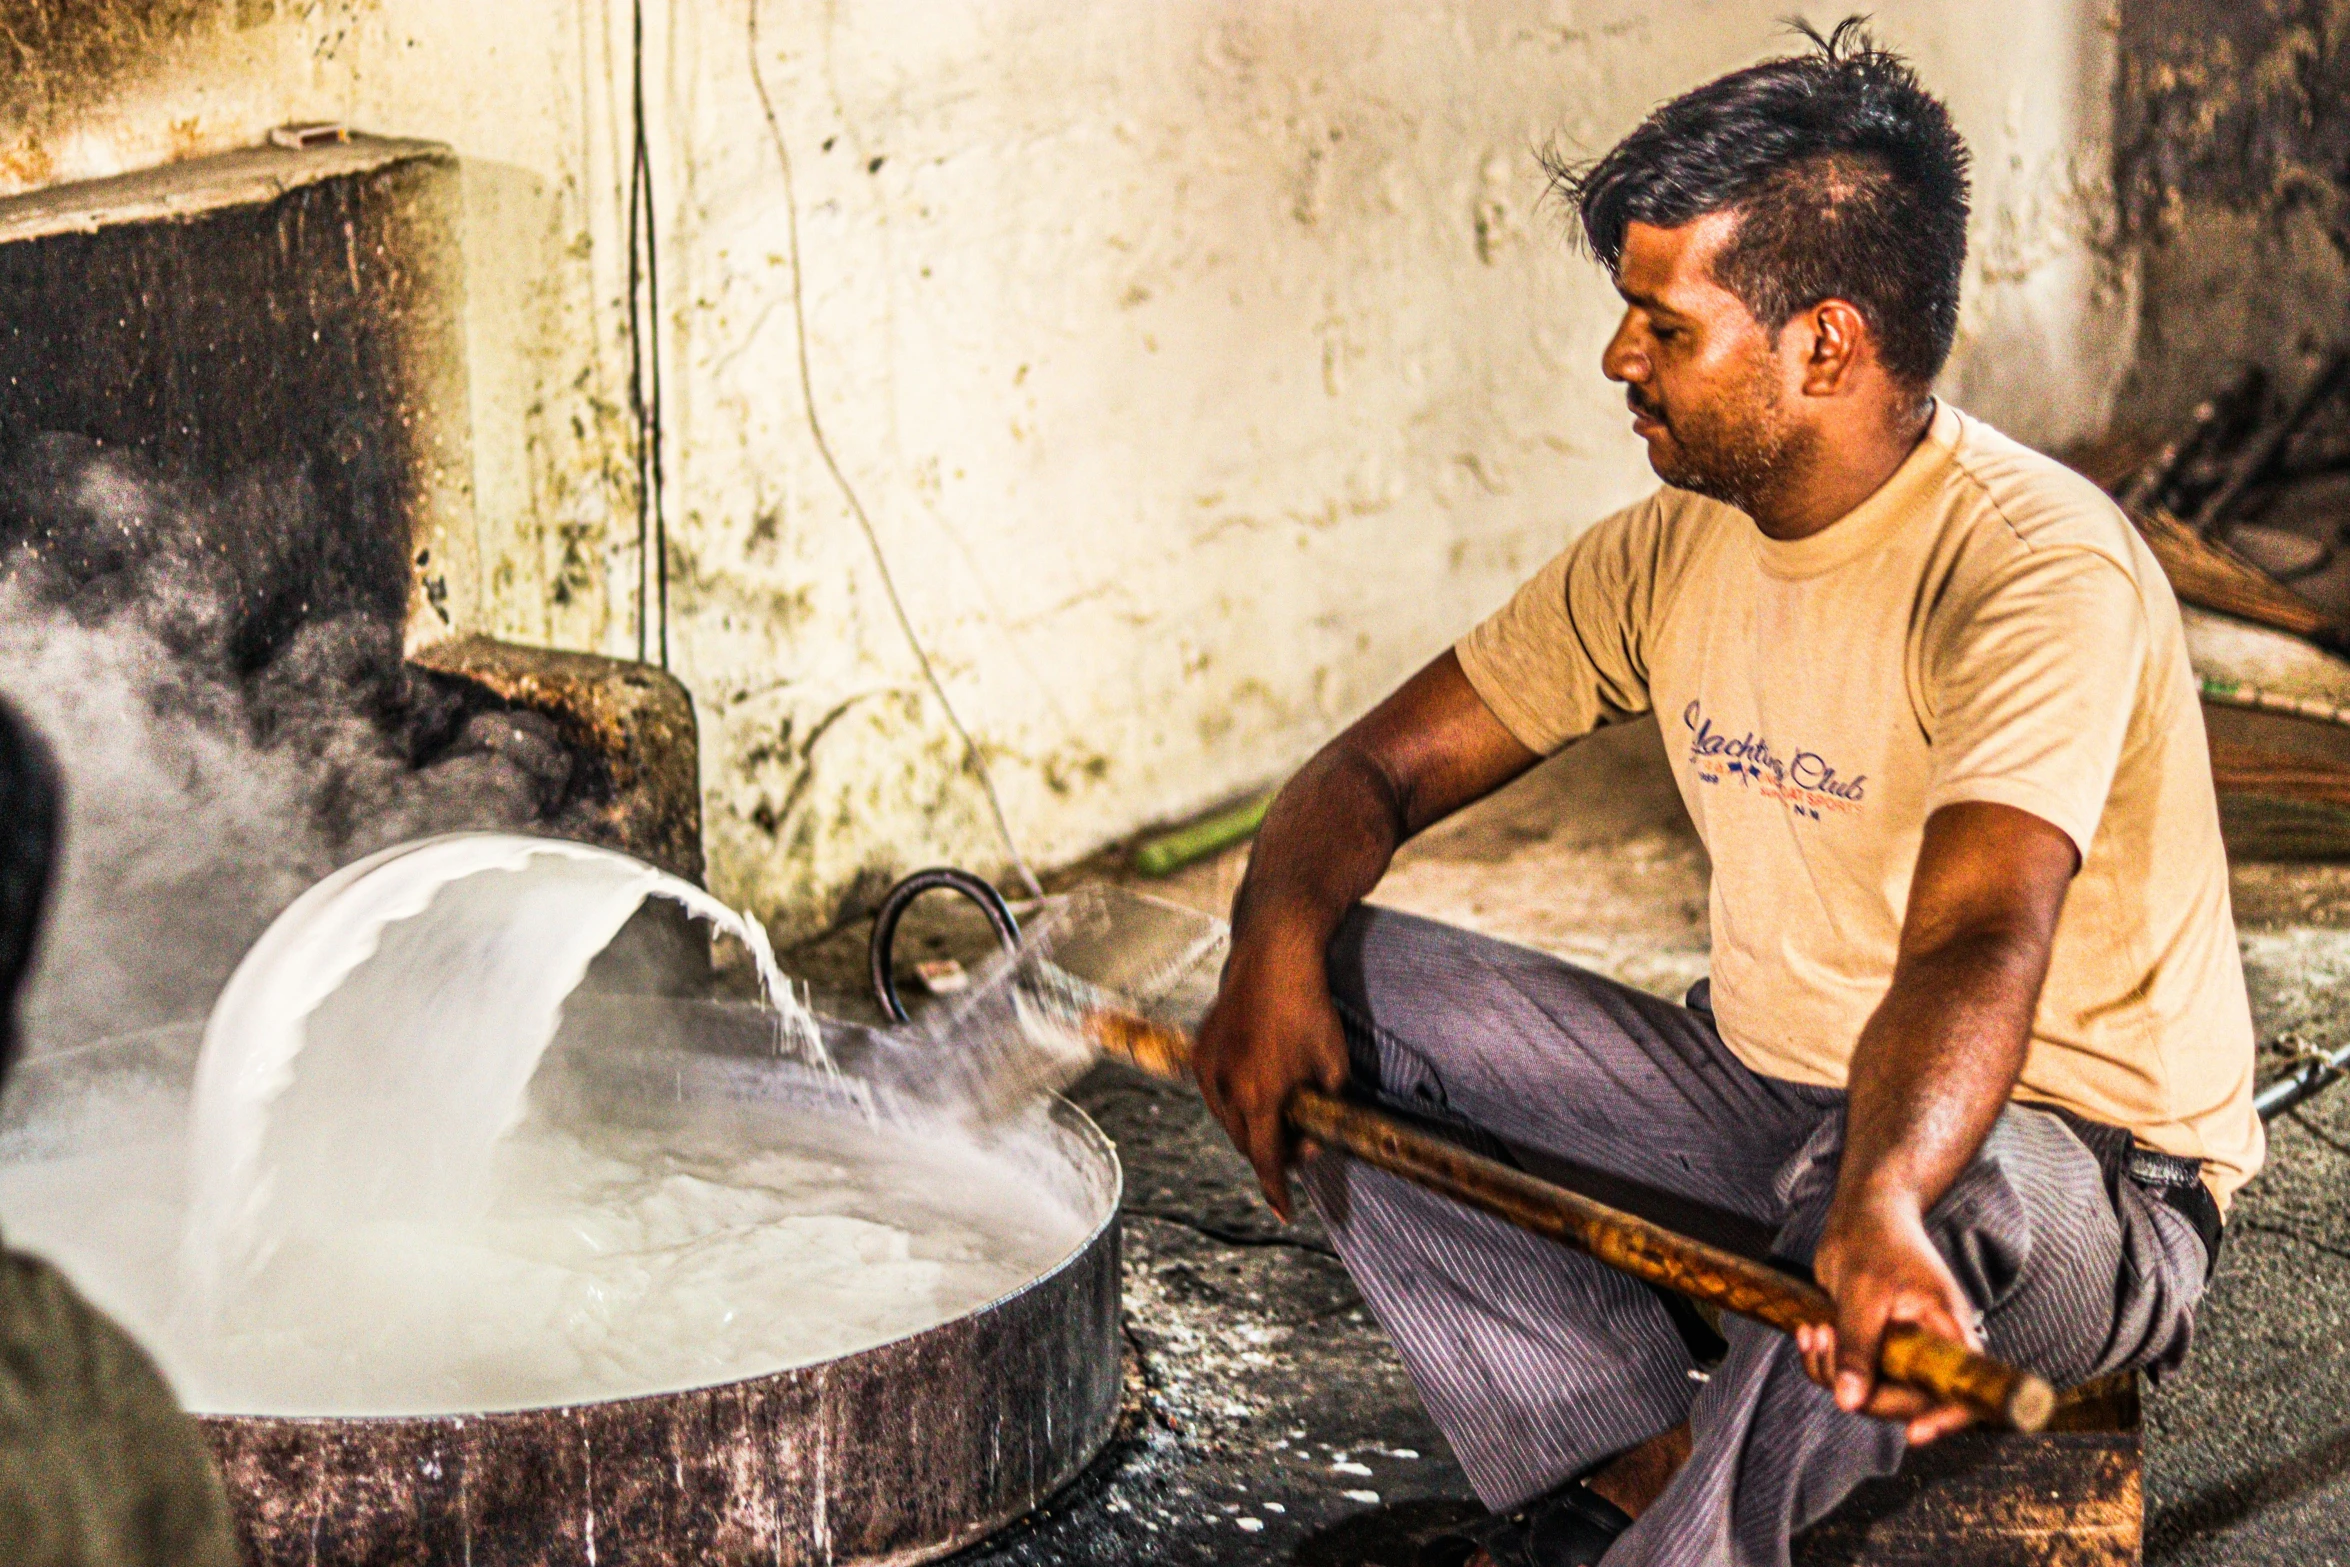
left=1457, top=403, right=2263, bottom=1206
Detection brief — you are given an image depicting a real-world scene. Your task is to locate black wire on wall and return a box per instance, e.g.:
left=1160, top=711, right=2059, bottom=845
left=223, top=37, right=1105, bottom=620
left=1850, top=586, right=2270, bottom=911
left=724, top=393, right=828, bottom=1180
left=626, top=0, right=670, bottom=669
left=745, top=0, right=1043, bottom=898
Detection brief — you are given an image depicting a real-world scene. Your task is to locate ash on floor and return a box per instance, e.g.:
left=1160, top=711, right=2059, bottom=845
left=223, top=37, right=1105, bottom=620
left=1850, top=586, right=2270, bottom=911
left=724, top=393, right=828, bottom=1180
left=807, top=717, right=2350, bottom=1565
left=946, top=1057, right=1480, bottom=1566
left=2149, top=863, right=2350, bottom=1565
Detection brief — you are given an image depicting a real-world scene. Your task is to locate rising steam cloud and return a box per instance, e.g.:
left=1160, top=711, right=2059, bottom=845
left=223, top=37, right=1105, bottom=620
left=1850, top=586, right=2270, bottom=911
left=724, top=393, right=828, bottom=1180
left=0, top=435, right=595, bottom=1057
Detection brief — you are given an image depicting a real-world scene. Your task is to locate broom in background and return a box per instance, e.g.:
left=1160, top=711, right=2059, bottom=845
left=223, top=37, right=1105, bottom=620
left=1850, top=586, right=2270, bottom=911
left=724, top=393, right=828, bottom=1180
left=2085, top=418, right=2350, bottom=860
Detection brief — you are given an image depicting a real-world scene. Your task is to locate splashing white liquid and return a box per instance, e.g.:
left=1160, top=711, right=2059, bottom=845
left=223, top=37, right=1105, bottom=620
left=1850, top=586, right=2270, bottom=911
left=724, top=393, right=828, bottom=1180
left=180, top=833, right=826, bottom=1305
left=0, top=833, right=1104, bottom=1416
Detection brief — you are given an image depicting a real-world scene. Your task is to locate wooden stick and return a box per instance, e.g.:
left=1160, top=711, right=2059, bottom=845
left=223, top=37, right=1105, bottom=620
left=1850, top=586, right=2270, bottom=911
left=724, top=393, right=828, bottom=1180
left=2202, top=675, right=2350, bottom=732
left=2196, top=349, right=2350, bottom=539
left=2116, top=367, right=2252, bottom=512
left=1083, top=1011, right=2057, bottom=1433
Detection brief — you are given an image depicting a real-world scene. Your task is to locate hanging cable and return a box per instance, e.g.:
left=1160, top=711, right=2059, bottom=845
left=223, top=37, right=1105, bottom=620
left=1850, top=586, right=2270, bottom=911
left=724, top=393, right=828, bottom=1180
left=744, top=0, right=1043, bottom=898
left=626, top=0, right=670, bottom=668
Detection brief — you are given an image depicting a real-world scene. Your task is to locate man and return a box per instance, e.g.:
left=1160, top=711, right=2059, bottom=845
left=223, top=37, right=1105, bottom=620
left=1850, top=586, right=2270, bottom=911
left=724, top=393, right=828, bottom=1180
left=1195, top=22, right=2256, bottom=1567
left=0, top=700, right=239, bottom=1567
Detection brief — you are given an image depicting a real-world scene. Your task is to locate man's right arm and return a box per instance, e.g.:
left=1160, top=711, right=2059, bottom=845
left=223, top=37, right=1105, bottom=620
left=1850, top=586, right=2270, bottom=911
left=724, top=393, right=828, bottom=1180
left=1193, top=649, right=1542, bottom=1216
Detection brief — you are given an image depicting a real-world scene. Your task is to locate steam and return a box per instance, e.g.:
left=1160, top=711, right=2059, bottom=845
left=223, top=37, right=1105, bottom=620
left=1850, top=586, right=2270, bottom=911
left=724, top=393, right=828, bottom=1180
left=0, top=439, right=1142, bottom=1420
left=0, top=435, right=592, bottom=1058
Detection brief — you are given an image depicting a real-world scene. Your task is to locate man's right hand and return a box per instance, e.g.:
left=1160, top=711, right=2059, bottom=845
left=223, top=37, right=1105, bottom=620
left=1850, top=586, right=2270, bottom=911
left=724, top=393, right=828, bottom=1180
left=1191, top=649, right=1541, bottom=1219
left=1193, top=939, right=1352, bottom=1220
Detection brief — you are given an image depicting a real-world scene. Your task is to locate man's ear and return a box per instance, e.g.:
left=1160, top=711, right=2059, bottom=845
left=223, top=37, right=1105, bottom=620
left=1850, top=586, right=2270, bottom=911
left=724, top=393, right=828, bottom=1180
left=1791, top=299, right=1870, bottom=397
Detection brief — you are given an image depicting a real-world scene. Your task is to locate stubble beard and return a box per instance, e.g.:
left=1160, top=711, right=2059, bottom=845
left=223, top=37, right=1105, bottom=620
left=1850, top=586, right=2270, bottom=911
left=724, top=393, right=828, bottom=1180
left=1646, top=360, right=1808, bottom=518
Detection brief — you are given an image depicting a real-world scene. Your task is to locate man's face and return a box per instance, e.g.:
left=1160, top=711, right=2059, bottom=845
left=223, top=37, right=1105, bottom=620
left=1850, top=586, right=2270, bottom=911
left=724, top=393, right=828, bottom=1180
left=1600, top=213, right=1809, bottom=512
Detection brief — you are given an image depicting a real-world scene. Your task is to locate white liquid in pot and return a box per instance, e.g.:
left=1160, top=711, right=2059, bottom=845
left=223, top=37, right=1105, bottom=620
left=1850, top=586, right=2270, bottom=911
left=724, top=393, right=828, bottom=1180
left=0, top=834, right=1102, bottom=1416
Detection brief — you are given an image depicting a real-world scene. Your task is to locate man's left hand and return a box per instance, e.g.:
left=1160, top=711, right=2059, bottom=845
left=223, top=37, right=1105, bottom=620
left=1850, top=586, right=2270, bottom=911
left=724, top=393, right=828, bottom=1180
left=1801, top=1188, right=1981, bottom=1446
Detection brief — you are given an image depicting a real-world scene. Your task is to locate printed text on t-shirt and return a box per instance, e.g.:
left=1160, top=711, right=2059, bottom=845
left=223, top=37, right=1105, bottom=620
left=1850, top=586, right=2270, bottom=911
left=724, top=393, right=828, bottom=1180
left=1682, top=701, right=1866, bottom=821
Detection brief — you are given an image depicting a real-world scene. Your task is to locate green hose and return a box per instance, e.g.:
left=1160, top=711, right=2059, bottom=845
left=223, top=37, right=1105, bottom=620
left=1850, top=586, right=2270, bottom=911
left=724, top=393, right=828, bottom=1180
left=2199, top=674, right=2350, bottom=730
left=1132, top=792, right=1275, bottom=877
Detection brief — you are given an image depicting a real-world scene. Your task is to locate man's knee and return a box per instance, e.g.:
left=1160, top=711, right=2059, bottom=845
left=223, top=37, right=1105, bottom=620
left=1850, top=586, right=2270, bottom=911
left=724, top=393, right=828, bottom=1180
left=1772, top=1106, right=2117, bottom=1309
left=1947, top=1110, right=2117, bottom=1288
left=1324, top=901, right=1467, bottom=1013
left=1322, top=904, right=1500, bottom=1103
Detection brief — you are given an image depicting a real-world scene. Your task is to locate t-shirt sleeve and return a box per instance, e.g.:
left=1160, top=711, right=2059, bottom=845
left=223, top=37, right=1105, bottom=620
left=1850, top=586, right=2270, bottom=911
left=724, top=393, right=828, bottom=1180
left=1923, top=547, right=2150, bottom=858
left=1454, top=499, right=1665, bottom=755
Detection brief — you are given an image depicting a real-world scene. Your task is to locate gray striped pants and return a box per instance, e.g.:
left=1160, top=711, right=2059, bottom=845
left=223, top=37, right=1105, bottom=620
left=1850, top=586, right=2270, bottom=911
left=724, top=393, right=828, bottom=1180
left=1297, top=905, right=2210, bottom=1567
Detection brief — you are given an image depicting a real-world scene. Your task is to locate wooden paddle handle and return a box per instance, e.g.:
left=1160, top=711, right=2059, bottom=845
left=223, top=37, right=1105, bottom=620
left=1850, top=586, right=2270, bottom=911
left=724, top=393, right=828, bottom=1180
left=1085, top=1011, right=2055, bottom=1433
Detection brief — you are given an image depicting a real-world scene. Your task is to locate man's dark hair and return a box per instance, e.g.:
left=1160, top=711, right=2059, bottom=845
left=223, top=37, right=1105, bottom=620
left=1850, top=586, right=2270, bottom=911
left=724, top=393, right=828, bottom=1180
left=1547, top=17, right=1971, bottom=387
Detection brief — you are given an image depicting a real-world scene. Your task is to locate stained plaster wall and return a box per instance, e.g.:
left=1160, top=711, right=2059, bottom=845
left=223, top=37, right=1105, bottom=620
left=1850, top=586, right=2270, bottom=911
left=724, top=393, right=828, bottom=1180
left=0, top=0, right=2132, bottom=934
left=2110, top=0, right=2350, bottom=435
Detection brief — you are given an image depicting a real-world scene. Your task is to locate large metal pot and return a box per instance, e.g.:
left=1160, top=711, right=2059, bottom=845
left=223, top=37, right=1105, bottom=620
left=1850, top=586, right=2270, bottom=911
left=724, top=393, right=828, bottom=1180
left=200, top=1093, right=1122, bottom=1567
left=4, top=987, right=1124, bottom=1567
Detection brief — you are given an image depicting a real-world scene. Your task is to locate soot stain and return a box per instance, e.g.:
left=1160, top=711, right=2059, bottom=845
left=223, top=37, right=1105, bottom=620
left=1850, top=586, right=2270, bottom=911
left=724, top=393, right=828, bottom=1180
left=0, top=1, right=230, bottom=121
left=2117, top=0, right=2350, bottom=257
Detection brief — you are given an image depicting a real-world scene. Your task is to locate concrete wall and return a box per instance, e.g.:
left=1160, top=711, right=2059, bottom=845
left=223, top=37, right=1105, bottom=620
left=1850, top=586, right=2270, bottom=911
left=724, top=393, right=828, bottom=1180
left=0, top=0, right=2133, bottom=933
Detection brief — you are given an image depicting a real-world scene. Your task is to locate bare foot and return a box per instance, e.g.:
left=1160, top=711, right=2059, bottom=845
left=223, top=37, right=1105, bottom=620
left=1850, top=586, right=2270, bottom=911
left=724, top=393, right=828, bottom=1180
left=1584, top=1422, right=1693, bottom=1518
left=1454, top=1425, right=1694, bottom=1567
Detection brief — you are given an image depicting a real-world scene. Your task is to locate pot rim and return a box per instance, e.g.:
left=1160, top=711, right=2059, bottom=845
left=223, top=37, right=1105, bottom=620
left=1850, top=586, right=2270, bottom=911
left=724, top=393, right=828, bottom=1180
left=189, top=1093, right=1125, bottom=1427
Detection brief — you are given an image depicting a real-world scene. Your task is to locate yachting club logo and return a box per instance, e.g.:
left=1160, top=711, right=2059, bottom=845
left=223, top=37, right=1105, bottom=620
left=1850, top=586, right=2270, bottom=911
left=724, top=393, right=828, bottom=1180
left=1681, top=701, right=1865, bottom=822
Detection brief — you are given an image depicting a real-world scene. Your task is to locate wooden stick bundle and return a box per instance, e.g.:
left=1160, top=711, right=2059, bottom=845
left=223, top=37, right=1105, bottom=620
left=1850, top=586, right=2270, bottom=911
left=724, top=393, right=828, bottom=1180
left=1082, top=1010, right=2057, bottom=1433
left=2129, top=505, right=2350, bottom=655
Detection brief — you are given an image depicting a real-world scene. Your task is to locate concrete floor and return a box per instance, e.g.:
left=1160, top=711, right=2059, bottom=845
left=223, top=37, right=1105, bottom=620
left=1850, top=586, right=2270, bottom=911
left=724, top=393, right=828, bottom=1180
left=814, top=716, right=2350, bottom=1565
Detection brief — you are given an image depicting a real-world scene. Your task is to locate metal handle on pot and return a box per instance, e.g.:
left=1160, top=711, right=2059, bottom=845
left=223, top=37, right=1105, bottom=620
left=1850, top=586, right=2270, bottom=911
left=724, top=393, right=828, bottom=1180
left=868, top=867, right=1022, bottom=1023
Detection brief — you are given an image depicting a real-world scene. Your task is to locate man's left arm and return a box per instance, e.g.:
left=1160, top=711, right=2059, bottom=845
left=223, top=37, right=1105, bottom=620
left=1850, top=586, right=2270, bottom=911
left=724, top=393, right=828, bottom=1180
left=1800, top=799, right=2077, bottom=1445
left=1804, top=543, right=2154, bottom=1444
